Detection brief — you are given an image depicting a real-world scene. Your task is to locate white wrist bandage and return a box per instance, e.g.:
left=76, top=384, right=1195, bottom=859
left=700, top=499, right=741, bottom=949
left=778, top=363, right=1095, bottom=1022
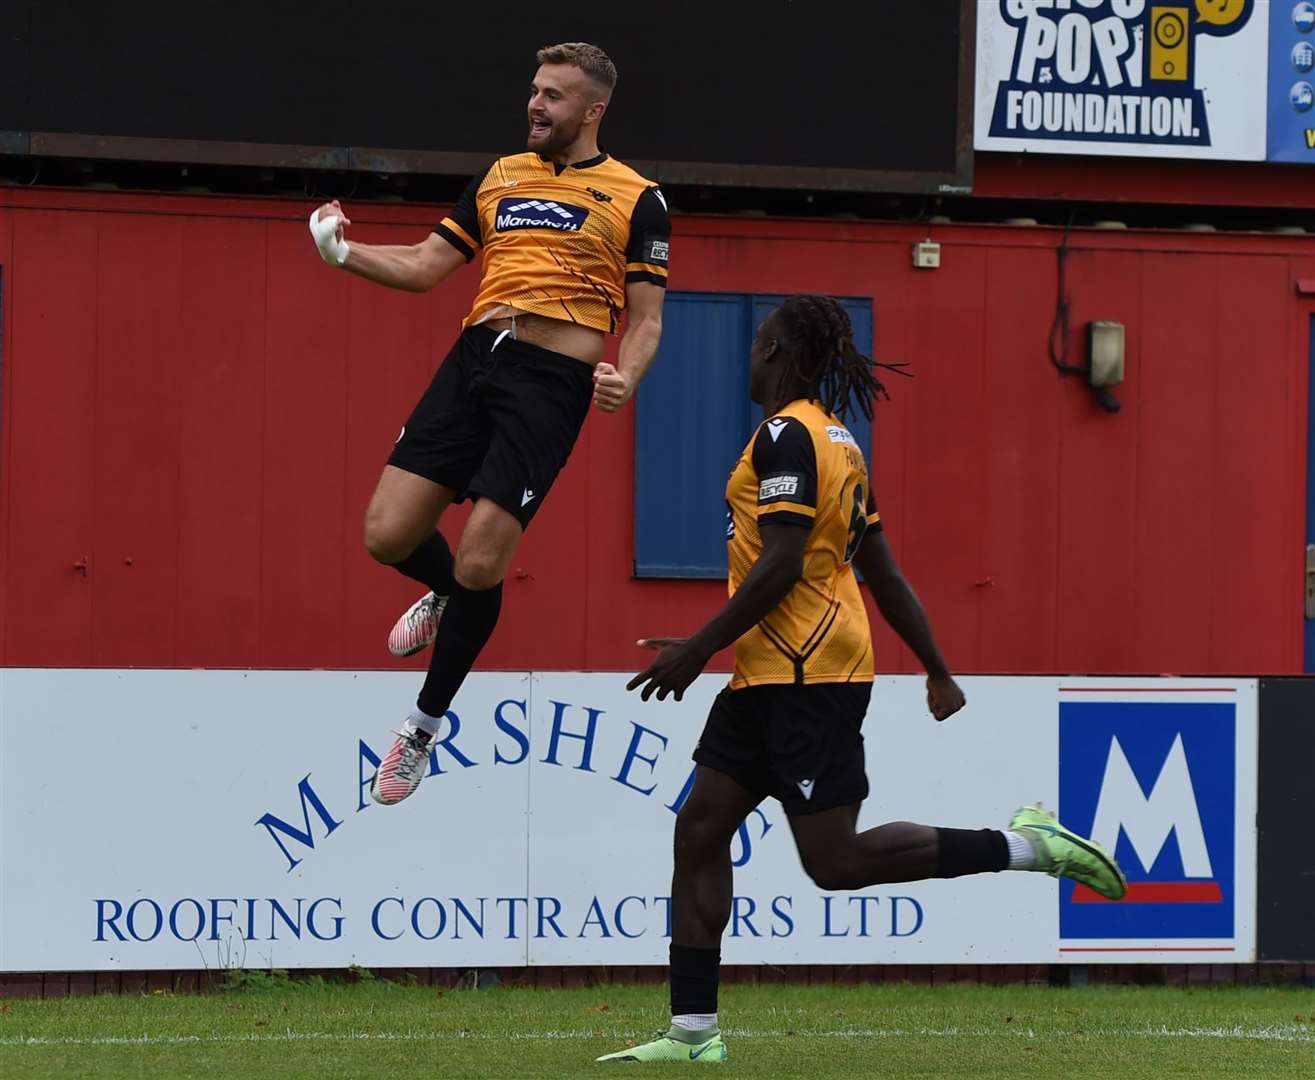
left=309, top=209, right=350, bottom=267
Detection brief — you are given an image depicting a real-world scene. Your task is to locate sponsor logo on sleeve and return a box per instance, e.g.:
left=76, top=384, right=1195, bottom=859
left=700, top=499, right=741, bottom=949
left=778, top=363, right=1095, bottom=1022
left=759, top=475, right=801, bottom=500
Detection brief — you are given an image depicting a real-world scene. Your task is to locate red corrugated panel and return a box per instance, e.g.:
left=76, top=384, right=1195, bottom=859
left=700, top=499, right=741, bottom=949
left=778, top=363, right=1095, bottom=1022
left=0, top=206, right=11, bottom=664
left=175, top=216, right=267, bottom=667
left=978, top=246, right=1062, bottom=673
left=1210, top=256, right=1301, bottom=672
left=1133, top=253, right=1221, bottom=670
left=5, top=211, right=99, bottom=665
left=866, top=248, right=918, bottom=676
left=259, top=220, right=351, bottom=668
left=0, top=190, right=1310, bottom=676
left=1054, top=250, right=1144, bottom=673
left=898, top=245, right=992, bottom=674
left=91, top=213, right=185, bottom=666
left=975, top=152, right=1315, bottom=210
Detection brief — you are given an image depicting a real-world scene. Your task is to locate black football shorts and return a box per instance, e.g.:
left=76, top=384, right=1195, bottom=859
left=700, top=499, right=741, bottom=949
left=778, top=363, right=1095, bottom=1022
left=693, top=681, right=873, bottom=816
left=388, top=325, right=594, bottom=529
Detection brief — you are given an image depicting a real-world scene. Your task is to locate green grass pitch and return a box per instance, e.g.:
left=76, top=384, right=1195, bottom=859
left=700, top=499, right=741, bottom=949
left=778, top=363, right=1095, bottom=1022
left=1, top=979, right=1310, bottom=1078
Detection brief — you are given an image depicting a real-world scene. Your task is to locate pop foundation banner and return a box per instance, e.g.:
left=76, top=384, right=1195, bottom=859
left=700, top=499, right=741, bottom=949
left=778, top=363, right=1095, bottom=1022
left=0, top=671, right=1257, bottom=971
left=975, top=1, right=1271, bottom=160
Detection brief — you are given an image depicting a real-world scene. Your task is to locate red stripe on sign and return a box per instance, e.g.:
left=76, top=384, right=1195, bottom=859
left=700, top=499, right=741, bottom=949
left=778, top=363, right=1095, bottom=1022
left=1072, top=882, right=1224, bottom=903
left=1059, top=946, right=1235, bottom=953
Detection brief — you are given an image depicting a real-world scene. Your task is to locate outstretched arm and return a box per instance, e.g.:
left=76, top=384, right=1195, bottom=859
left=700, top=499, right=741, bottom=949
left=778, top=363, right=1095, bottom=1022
left=628, top=414, right=818, bottom=702
left=627, top=520, right=807, bottom=702
left=308, top=167, right=488, bottom=293
left=309, top=200, right=470, bottom=293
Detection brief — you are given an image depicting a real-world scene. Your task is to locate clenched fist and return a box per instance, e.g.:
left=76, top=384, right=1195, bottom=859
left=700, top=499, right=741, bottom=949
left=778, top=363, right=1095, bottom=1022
left=309, top=200, right=351, bottom=266
left=592, top=362, right=633, bottom=412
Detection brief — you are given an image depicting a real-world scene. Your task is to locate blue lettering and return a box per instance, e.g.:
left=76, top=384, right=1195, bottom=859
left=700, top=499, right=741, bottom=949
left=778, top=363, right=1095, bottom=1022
left=542, top=701, right=601, bottom=772
left=536, top=896, right=566, bottom=938
left=612, top=723, right=669, bottom=796
left=412, top=897, right=447, bottom=941
left=655, top=895, right=673, bottom=938
left=244, top=898, right=258, bottom=940
left=494, top=699, right=530, bottom=765
left=358, top=740, right=382, bottom=812
left=579, top=897, right=613, bottom=938
left=95, top=899, right=126, bottom=942
left=127, top=898, right=163, bottom=942
left=255, top=774, right=343, bottom=872
left=268, top=897, right=304, bottom=940
left=496, top=897, right=528, bottom=939
left=849, top=895, right=880, bottom=938
left=771, top=895, right=794, bottom=938
left=614, top=896, right=646, bottom=939
left=307, top=898, right=344, bottom=941
left=372, top=897, right=404, bottom=941
left=168, top=899, right=205, bottom=941
left=729, top=896, right=761, bottom=938
left=208, top=898, right=238, bottom=942
left=452, top=898, right=486, bottom=940
left=730, top=811, right=774, bottom=869
left=890, top=896, right=924, bottom=938
left=822, top=896, right=849, bottom=937
left=666, top=765, right=697, bottom=813
left=427, top=711, right=478, bottom=774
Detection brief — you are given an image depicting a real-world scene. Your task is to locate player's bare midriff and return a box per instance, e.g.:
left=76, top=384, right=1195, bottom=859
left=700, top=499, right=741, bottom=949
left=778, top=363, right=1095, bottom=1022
left=480, top=307, right=605, bottom=366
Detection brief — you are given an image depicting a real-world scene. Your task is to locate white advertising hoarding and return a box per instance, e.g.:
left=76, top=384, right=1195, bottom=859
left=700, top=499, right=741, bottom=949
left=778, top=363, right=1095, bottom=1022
left=975, top=1, right=1271, bottom=160
left=0, top=671, right=1257, bottom=971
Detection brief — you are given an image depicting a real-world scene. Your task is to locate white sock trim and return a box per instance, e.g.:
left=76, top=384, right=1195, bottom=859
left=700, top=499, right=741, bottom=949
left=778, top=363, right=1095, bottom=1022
left=1005, top=830, right=1039, bottom=870
left=671, top=1013, right=718, bottom=1033
left=408, top=706, right=443, bottom=737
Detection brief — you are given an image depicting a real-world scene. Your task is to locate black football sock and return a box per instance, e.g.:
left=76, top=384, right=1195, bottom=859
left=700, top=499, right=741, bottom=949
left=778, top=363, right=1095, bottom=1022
left=934, top=828, right=1010, bottom=877
left=416, top=580, right=502, bottom=717
left=669, top=943, right=720, bottom=1037
left=391, top=531, right=455, bottom=596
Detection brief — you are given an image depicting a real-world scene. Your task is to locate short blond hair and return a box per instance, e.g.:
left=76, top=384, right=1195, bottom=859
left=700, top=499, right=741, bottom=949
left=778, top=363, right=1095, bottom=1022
left=536, top=42, right=617, bottom=98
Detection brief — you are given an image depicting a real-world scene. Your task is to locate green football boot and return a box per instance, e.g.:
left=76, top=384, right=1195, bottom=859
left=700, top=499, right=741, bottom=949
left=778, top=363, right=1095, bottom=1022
left=1010, top=803, right=1128, bottom=900
left=596, top=1030, right=727, bottom=1064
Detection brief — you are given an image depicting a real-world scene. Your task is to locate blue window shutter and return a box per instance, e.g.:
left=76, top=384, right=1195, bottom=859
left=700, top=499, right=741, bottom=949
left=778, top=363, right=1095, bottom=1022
left=635, top=293, right=877, bottom=580
left=634, top=293, right=753, bottom=578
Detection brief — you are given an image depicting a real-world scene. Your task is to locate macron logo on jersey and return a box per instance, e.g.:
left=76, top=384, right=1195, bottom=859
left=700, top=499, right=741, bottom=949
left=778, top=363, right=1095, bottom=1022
left=495, top=197, right=589, bottom=233
left=1059, top=700, right=1236, bottom=941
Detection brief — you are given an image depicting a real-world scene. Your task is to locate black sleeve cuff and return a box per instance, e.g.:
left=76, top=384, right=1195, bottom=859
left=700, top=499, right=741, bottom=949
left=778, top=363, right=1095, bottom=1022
left=625, top=270, right=668, bottom=287
left=433, top=223, right=476, bottom=261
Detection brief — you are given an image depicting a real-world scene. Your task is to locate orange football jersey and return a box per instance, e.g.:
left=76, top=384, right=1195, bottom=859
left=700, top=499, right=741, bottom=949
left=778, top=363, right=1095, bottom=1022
left=435, top=152, right=670, bottom=334
left=725, top=399, right=881, bottom=689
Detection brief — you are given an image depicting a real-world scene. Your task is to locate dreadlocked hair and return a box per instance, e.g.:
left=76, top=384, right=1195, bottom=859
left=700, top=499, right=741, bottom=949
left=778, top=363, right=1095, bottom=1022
left=772, top=294, right=910, bottom=423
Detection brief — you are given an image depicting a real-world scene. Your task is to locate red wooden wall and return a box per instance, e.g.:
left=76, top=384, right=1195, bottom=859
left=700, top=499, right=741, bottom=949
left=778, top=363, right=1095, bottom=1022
left=1, top=186, right=1311, bottom=675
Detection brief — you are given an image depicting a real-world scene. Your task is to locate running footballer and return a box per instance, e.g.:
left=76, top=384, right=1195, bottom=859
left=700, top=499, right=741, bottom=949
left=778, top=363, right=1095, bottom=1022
left=599, top=295, right=1126, bottom=1065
